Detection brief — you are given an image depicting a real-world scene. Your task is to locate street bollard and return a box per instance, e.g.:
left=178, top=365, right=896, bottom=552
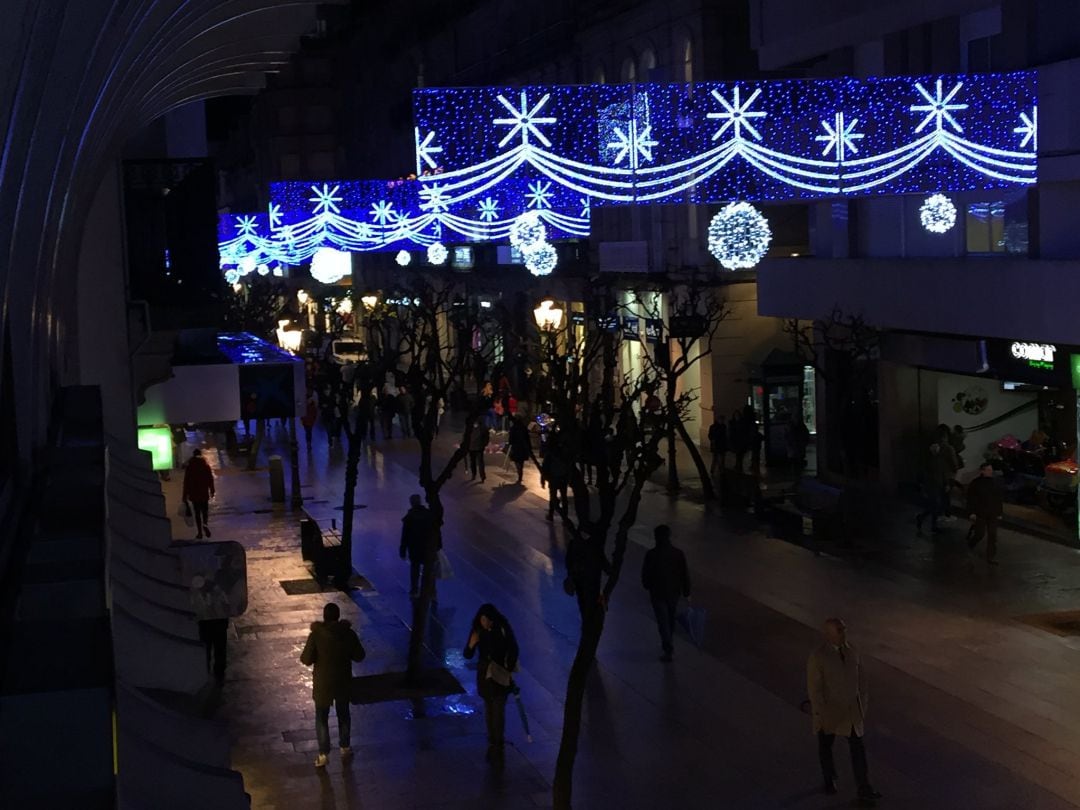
left=268, top=455, right=285, bottom=503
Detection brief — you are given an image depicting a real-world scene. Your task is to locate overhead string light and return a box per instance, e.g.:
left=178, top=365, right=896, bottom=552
left=707, top=202, right=772, bottom=270
left=220, top=73, right=1035, bottom=272
left=919, top=193, right=958, bottom=233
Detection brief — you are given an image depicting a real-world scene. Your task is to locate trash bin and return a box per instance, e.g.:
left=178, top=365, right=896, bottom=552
left=268, top=455, right=285, bottom=503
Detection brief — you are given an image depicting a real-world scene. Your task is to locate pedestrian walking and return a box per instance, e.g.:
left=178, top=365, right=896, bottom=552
left=915, top=442, right=954, bottom=534
left=463, top=603, right=519, bottom=769
left=467, top=417, right=490, bottom=482
left=197, top=617, right=229, bottom=684
left=301, top=390, right=318, bottom=448
left=807, top=618, right=882, bottom=806
left=399, top=494, right=439, bottom=597
left=540, top=433, right=570, bottom=521
left=967, top=461, right=1003, bottom=565
left=397, top=386, right=414, bottom=438
left=300, top=602, right=366, bottom=768
left=182, top=449, right=215, bottom=539
left=708, top=415, right=728, bottom=476
left=730, top=408, right=747, bottom=473
left=641, top=524, right=690, bottom=663
left=507, top=415, right=532, bottom=484
left=379, top=389, right=397, bottom=439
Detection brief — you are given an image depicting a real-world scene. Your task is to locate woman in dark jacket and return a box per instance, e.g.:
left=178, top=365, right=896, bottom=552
left=463, top=603, right=519, bottom=767
left=507, top=415, right=532, bottom=484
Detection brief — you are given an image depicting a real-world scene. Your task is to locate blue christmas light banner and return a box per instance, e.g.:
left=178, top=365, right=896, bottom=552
left=412, top=72, right=1037, bottom=204
left=219, top=71, right=1036, bottom=273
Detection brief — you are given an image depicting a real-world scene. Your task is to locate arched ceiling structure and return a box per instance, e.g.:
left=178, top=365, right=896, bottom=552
left=0, top=0, right=340, bottom=450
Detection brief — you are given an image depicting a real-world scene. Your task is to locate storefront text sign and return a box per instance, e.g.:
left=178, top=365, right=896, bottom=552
left=1011, top=341, right=1056, bottom=370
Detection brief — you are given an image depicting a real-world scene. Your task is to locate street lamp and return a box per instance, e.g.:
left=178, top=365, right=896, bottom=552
left=297, top=289, right=310, bottom=305
left=533, top=298, right=563, bottom=332
left=276, top=319, right=303, bottom=354
left=360, top=293, right=379, bottom=310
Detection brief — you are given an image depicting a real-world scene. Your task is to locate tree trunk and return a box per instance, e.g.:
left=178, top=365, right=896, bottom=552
left=665, top=390, right=679, bottom=493
left=339, top=422, right=362, bottom=586
left=288, top=417, right=303, bottom=508
left=552, top=606, right=604, bottom=810
left=246, top=419, right=264, bottom=471
left=674, top=417, right=716, bottom=500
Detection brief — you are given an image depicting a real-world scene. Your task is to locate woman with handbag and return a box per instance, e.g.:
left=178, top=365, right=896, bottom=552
left=463, top=603, right=519, bottom=768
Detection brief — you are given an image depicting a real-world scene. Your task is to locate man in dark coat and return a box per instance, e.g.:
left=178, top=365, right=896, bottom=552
left=300, top=602, right=366, bottom=768
left=641, top=524, right=691, bottom=662
left=399, top=494, right=440, bottom=597
left=708, top=415, right=728, bottom=476
left=507, top=416, right=533, bottom=484
left=967, top=462, right=1003, bottom=565
left=467, top=417, right=490, bottom=482
left=182, top=449, right=215, bottom=539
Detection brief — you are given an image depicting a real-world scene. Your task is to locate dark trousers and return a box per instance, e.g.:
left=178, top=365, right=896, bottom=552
left=191, top=499, right=210, bottom=535
left=381, top=414, right=394, bottom=439
left=469, top=450, right=486, bottom=480
left=408, top=558, right=430, bottom=595
left=302, top=424, right=313, bottom=446
left=547, top=483, right=567, bottom=518
left=916, top=486, right=948, bottom=528
left=650, top=595, right=678, bottom=655
left=710, top=449, right=725, bottom=476
left=818, top=729, right=870, bottom=791
left=198, top=618, right=228, bottom=681
left=482, top=690, right=508, bottom=748
left=315, top=698, right=351, bottom=754
left=514, top=460, right=525, bottom=483
left=968, top=516, right=999, bottom=561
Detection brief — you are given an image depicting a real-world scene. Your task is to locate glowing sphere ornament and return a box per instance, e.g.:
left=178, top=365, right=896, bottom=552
left=309, top=247, right=352, bottom=284
left=707, top=202, right=772, bottom=270
left=919, top=193, right=957, bottom=234
left=510, top=211, right=547, bottom=251
left=427, top=242, right=449, bottom=265
left=524, top=241, right=558, bottom=276
left=395, top=249, right=412, bottom=267
left=238, top=255, right=257, bottom=276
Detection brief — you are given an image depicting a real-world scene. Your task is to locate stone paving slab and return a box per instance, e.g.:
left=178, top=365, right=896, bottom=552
left=159, top=424, right=1080, bottom=809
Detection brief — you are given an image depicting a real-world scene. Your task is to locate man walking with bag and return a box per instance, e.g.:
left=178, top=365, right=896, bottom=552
left=300, top=602, right=366, bottom=768
left=967, top=462, right=1003, bottom=565
left=182, top=449, right=215, bottom=539
left=641, top=524, right=690, bottom=663
left=807, top=618, right=882, bottom=806
left=399, top=494, right=440, bottom=598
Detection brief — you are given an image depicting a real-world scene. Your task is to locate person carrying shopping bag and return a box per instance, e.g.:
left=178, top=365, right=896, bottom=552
left=463, top=603, right=519, bottom=769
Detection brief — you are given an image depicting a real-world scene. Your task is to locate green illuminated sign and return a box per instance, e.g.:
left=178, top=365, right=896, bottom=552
left=137, top=427, right=174, bottom=471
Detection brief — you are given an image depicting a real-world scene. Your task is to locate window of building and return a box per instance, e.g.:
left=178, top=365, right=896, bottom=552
left=680, top=38, right=693, bottom=84
left=307, top=151, right=335, bottom=178
left=305, top=105, right=333, bottom=132
left=279, top=153, right=301, bottom=179
left=966, top=193, right=1028, bottom=255
left=593, top=63, right=606, bottom=84
left=620, top=57, right=636, bottom=83
left=277, top=106, right=297, bottom=133
left=452, top=246, right=474, bottom=268
left=639, top=48, right=657, bottom=81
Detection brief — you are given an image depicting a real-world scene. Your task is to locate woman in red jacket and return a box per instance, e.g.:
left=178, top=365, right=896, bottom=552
left=183, top=449, right=216, bottom=538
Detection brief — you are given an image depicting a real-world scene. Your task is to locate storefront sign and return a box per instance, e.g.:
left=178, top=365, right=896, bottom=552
left=1011, top=341, right=1056, bottom=370
left=595, top=315, right=619, bottom=333
left=622, top=316, right=640, bottom=341
left=644, top=319, right=663, bottom=344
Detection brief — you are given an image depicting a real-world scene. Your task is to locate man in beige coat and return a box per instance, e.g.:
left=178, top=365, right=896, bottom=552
left=807, top=618, right=882, bottom=806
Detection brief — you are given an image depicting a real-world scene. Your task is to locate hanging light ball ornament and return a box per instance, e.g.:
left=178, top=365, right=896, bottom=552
left=224, top=269, right=240, bottom=285
left=510, top=211, right=547, bottom=251
left=919, top=193, right=957, bottom=234
left=427, top=241, right=449, bottom=265
left=708, top=202, right=772, bottom=270
left=395, top=249, right=411, bottom=267
left=524, top=242, right=558, bottom=277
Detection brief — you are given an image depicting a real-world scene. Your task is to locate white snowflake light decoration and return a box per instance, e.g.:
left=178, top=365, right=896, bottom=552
left=510, top=211, right=547, bottom=250
left=524, top=242, right=558, bottom=277
left=707, top=202, right=772, bottom=270
left=427, top=242, right=449, bottom=265
left=395, top=250, right=412, bottom=267
left=919, top=193, right=957, bottom=234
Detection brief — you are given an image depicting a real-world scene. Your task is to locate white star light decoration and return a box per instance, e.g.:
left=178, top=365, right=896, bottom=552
left=580, top=197, right=591, bottom=218
left=526, top=180, right=553, bottom=209
left=309, top=183, right=343, bottom=215
left=910, top=79, right=968, bottom=133
left=707, top=202, right=772, bottom=270
left=493, top=91, right=556, bottom=148
left=708, top=86, right=766, bottom=142
left=919, top=193, right=957, bottom=234
left=427, top=242, right=449, bottom=265
left=414, top=127, right=443, bottom=174
left=419, top=183, right=449, bottom=212
left=477, top=197, right=501, bottom=222
left=1014, top=107, right=1038, bottom=150
left=816, top=112, right=864, bottom=161
left=370, top=200, right=396, bottom=225
left=607, top=99, right=658, bottom=169
left=267, top=203, right=282, bottom=229
left=235, top=215, right=257, bottom=236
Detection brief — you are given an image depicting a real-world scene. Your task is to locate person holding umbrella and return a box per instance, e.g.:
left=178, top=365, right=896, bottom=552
left=463, top=603, right=519, bottom=769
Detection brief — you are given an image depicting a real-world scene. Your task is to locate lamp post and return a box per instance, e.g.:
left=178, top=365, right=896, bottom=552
left=533, top=298, right=563, bottom=416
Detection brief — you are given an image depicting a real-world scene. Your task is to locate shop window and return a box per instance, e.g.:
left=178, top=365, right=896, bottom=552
left=620, top=57, right=636, bottom=83
left=802, top=366, right=817, bottom=434
left=452, top=246, right=474, bottom=269
left=278, top=153, right=301, bottom=179
left=639, top=48, right=657, bottom=81
left=680, top=38, right=693, bottom=85
left=593, top=63, right=606, bottom=84
left=966, top=194, right=1028, bottom=255
left=306, top=152, right=335, bottom=178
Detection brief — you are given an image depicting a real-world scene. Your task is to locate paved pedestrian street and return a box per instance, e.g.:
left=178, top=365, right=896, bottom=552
left=164, top=424, right=1080, bottom=809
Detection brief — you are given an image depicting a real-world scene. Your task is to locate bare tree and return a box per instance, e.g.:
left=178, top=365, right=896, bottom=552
left=621, top=275, right=729, bottom=498
left=534, top=311, right=691, bottom=810
left=783, top=308, right=881, bottom=478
